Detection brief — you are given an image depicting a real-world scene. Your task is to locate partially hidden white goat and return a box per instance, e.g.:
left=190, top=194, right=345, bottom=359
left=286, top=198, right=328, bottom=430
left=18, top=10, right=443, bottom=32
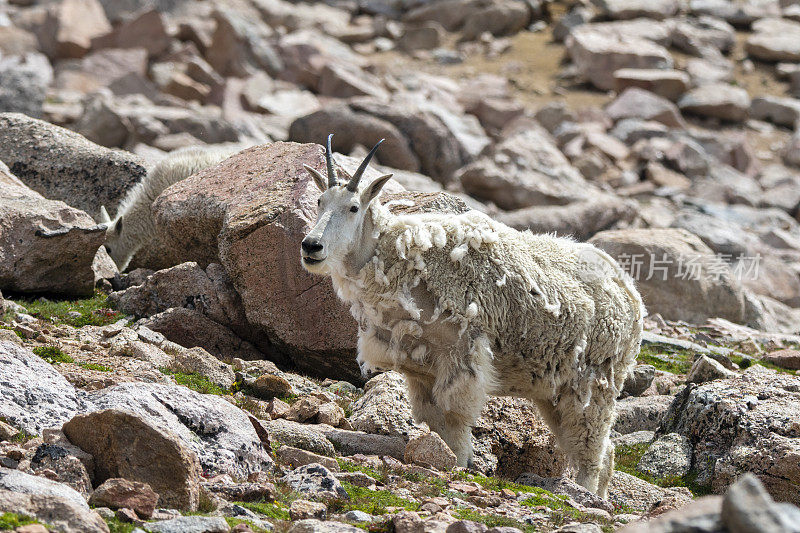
left=301, top=135, right=645, bottom=497
left=99, top=145, right=241, bottom=271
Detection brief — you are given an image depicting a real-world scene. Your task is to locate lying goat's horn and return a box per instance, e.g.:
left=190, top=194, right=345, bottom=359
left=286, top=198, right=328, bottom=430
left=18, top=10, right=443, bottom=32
left=346, top=138, right=385, bottom=192
left=99, top=205, right=111, bottom=224
left=326, top=133, right=337, bottom=188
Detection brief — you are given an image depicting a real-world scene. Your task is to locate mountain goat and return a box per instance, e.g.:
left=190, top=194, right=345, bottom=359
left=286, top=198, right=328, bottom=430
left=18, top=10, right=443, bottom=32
left=99, top=145, right=241, bottom=271
left=300, top=135, right=645, bottom=497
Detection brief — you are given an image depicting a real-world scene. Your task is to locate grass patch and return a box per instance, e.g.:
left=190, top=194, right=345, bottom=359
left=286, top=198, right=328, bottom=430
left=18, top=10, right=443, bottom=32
left=615, top=444, right=711, bottom=497
left=237, top=501, right=291, bottom=521
left=78, top=362, right=112, bottom=372
left=638, top=344, right=693, bottom=374
left=104, top=516, right=136, bottom=533
left=33, top=345, right=74, bottom=364
left=328, top=481, right=419, bottom=515
left=337, top=459, right=386, bottom=483
left=454, top=509, right=535, bottom=533
left=15, top=290, right=123, bottom=327
left=159, top=369, right=229, bottom=396
left=0, top=512, right=39, bottom=530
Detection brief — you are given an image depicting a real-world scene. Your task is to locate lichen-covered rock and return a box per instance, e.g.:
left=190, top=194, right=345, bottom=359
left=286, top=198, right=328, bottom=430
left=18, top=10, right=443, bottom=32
left=660, top=365, right=800, bottom=503
left=0, top=487, right=109, bottom=533
left=608, top=471, right=692, bottom=514
left=80, top=383, right=274, bottom=479
left=349, top=371, right=416, bottom=439
left=281, top=463, right=349, bottom=500
left=0, top=341, right=90, bottom=434
left=472, top=397, right=567, bottom=479
left=636, top=433, right=692, bottom=479
left=614, top=395, right=674, bottom=435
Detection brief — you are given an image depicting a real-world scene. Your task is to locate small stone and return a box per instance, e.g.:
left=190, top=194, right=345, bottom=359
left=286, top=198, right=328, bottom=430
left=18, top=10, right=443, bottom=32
left=251, top=374, right=294, bottom=400
left=89, top=478, right=159, bottom=518
left=687, top=355, right=738, bottom=384
left=622, top=365, right=656, bottom=397
left=289, top=499, right=327, bottom=520
left=762, top=349, right=800, bottom=370
left=404, top=432, right=457, bottom=471
left=266, top=398, right=290, bottom=419
left=145, top=516, right=231, bottom=533
left=316, top=402, right=346, bottom=427
left=281, top=463, right=349, bottom=500
left=286, top=396, right=324, bottom=423
left=277, top=446, right=340, bottom=472
left=344, top=509, right=373, bottom=522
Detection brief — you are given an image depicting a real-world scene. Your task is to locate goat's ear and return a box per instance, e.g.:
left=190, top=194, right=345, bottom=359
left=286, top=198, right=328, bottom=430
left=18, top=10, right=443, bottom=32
left=115, top=217, right=123, bottom=235
left=304, top=164, right=328, bottom=192
left=99, top=205, right=111, bottom=224
left=361, top=174, right=392, bottom=205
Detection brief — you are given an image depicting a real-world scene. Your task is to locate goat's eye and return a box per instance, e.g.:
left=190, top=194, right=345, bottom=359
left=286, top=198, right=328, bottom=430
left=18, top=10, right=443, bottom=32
left=317, top=198, right=321, bottom=206
left=350, top=206, right=359, bottom=213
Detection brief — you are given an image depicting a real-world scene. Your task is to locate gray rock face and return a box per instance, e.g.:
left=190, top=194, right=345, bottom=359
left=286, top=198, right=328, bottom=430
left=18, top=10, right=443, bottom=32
left=266, top=419, right=336, bottom=457
left=619, top=474, right=800, bottom=533
left=0, top=340, right=89, bottom=434
left=678, top=84, right=751, bottom=122
left=145, top=516, right=231, bottom=533
left=349, top=371, right=416, bottom=439
left=0, top=53, right=53, bottom=118
left=687, top=355, right=737, bottom=383
left=457, top=119, right=596, bottom=210
left=636, top=433, right=692, bottom=479
left=605, top=87, right=685, bottom=128
left=289, top=519, right=362, bottom=533
left=0, top=487, right=109, bottom=533
left=566, top=25, right=673, bottom=91
left=282, top=463, right=349, bottom=500
left=614, top=395, right=673, bottom=435
left=0, top=113, right=147, bottom=219
left=622, top=365, right=655, bottom=397
left=661, top=365, right=800, bottom=503
left=0, top=467, right=88, bottom=509
left=85, top=383, right=274, bottom=479
left=590, top=228, right=748, bottom=325
left=0, top=170, right=111, bottom=297
left=608, top=471, right=692, bottom=514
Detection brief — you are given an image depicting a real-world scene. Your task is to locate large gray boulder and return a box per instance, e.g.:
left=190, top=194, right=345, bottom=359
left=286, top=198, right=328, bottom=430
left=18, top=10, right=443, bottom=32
left=0, top=487, right=109, bottom=533
left=590, top=228, right=748, bottom=325
left=457, top=119, right=597, bottom=210
left=0, top=113, right=147, bottom=219
left=82, top=383, right=274, bottom=479
left=0, top=165, right=113, bottom=297
left=661, top=365, right=800, bottom=503
left=0, top=340, right=90, bottom=435
left=0, top=53, right=53, bottom=118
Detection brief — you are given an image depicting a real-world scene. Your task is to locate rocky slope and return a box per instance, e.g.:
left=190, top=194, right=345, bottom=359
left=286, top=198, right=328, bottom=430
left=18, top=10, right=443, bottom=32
left=1, top=0, right=800, bottom=531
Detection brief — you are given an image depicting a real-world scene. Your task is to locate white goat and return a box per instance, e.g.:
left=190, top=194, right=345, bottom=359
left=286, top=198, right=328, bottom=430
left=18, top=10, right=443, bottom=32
left=301, top=136, right=645, bottom=497
left=99, top=145, right=241, bottom=271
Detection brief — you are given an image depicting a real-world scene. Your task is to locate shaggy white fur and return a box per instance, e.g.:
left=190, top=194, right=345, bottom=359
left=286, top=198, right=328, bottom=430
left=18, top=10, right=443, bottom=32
left=330, top=202, right=644, bottom=498
left=101, top=145, right=241, bottom=271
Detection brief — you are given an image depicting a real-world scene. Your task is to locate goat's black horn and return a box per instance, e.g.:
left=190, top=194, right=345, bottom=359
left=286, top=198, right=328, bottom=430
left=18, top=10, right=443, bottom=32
left=326, top=133, right=337, bottom=188
left=347, top=138, right=384, bottom=192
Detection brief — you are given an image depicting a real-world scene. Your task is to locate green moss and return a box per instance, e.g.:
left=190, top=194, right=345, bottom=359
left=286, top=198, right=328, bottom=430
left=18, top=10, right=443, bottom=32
left=328, top=482, right=419, bottom=515
left=638, top=344, right=693, bottom=374
left=159, top=369, right=229, bottom=396
left=78, top=362, right=112, bottom=372
left=104, top=516, right=136, bottom=533
left=336, top=459, right=386, bottom=483
left=237, top=501, right=291, bottom=521
left=33, top=345, right=74, bottom=364
left=0, top=512, right=39, bottom=530
left=454, top=510, right=535, bottom=532
left=0, top=325, right=25, bottom=339
left=15, top=290, right=124, bottom=327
